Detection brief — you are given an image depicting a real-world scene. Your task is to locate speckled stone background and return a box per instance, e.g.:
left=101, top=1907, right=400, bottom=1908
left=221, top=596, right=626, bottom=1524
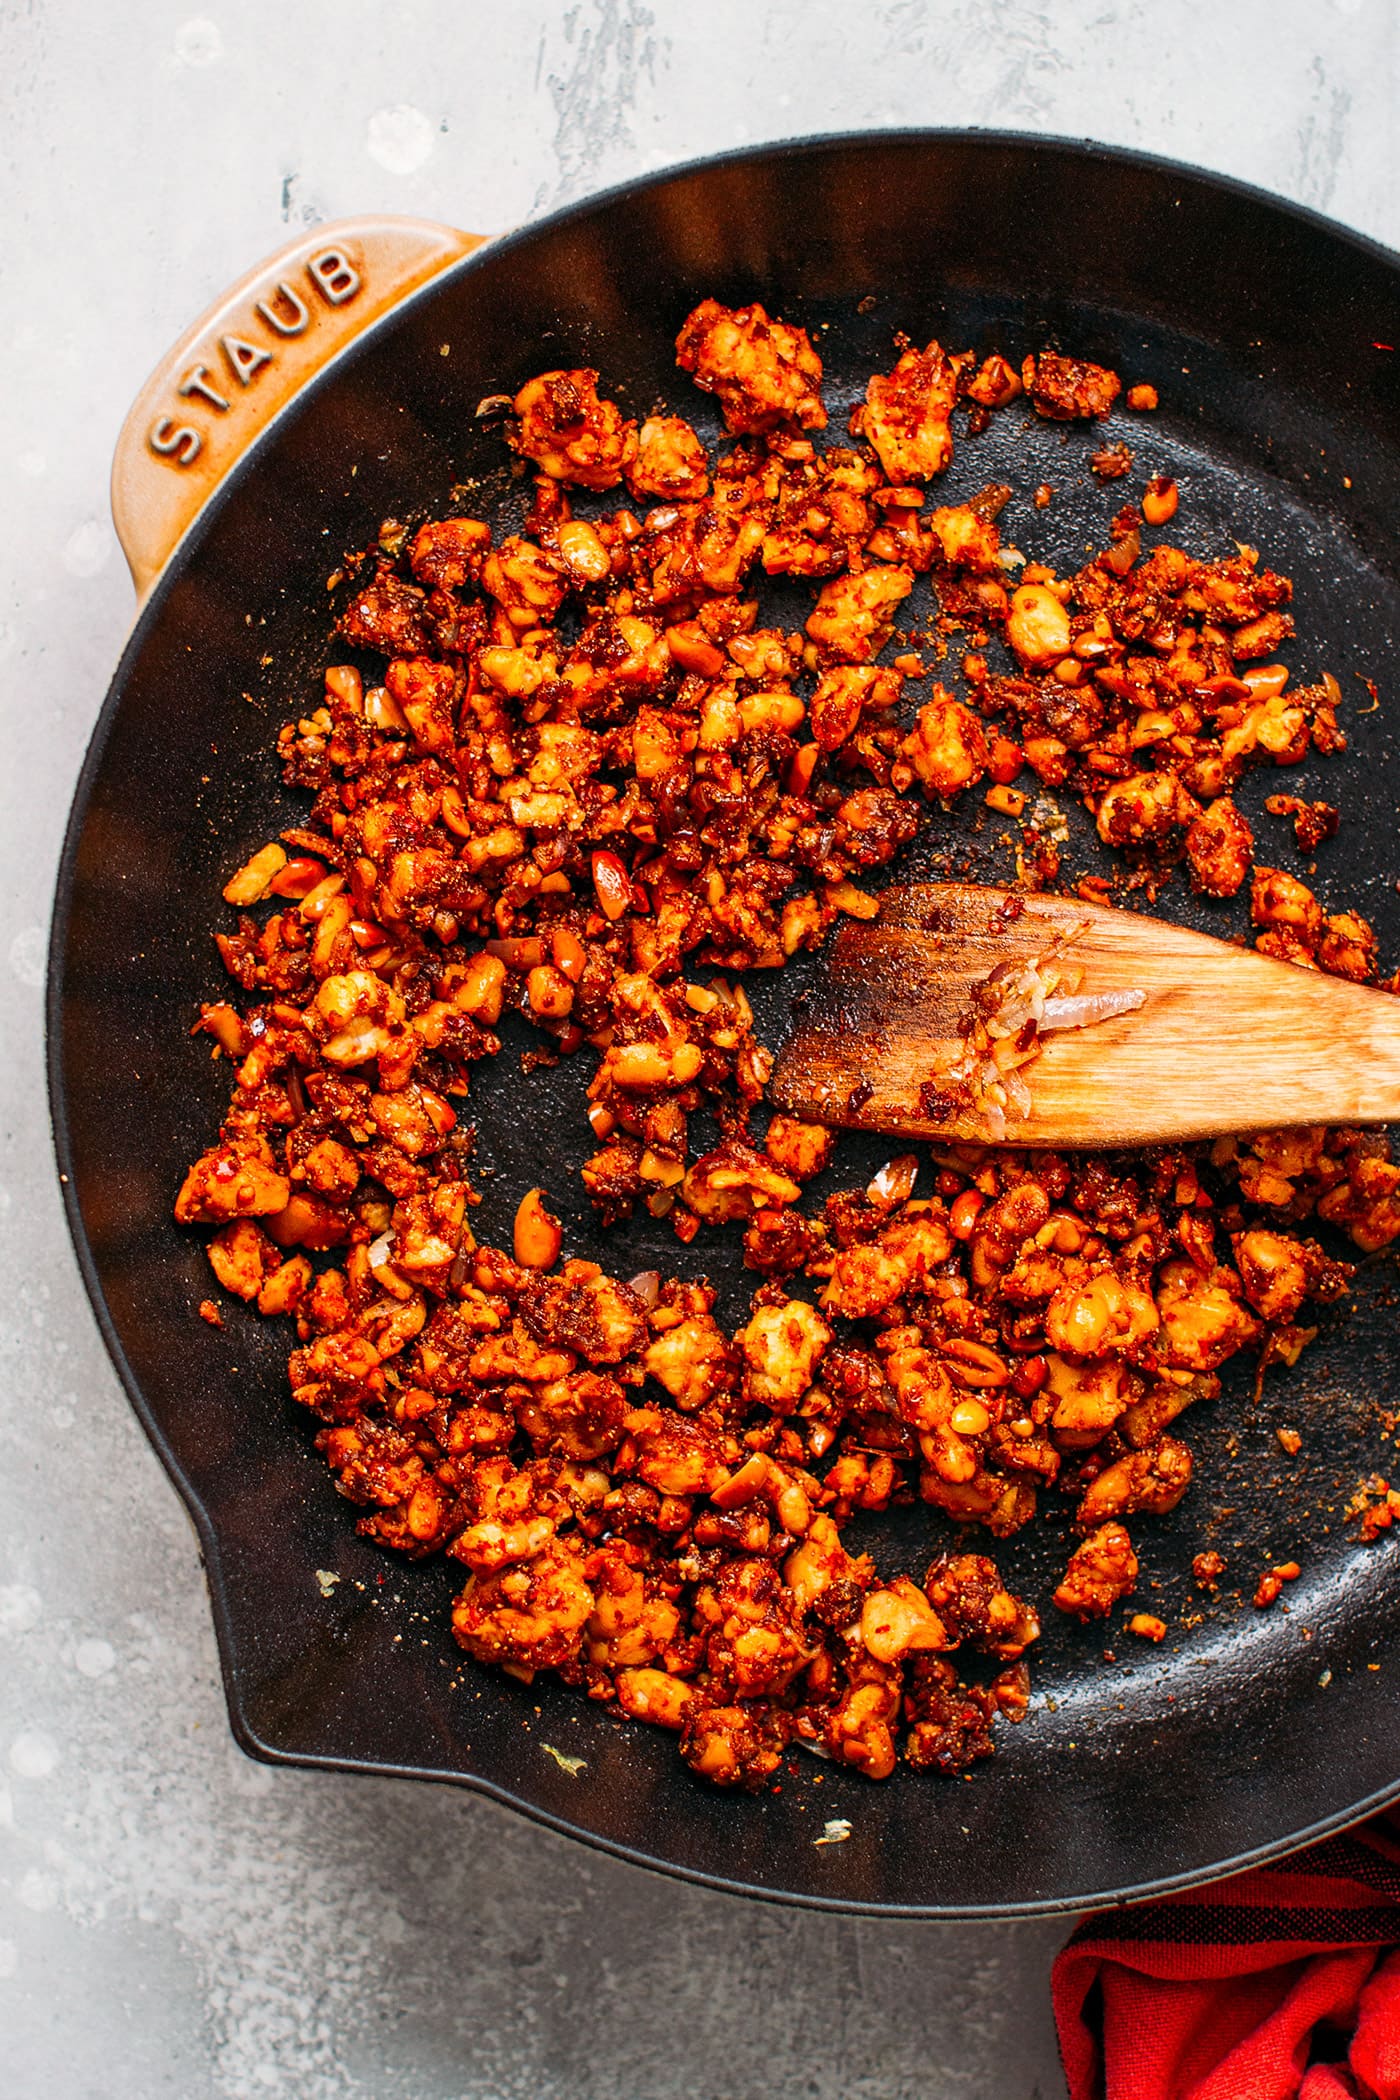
left=4, top=3, right=1398, bottom=2094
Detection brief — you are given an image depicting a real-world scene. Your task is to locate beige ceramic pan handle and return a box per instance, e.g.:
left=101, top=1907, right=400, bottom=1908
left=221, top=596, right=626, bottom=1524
left=111, top=215, right=486, bottom=601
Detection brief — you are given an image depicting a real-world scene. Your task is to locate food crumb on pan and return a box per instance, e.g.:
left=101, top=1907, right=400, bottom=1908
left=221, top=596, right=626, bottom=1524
left=814, top=1817, right=853, bottom=1845
left=1253, top=1561, right=1302, bottom=1609
left=1347, top=1475, right=1400, bottom=1540
left=1127, top=1613, right=1167, bottom=1642
left=542, top=1743, right=588, bottom=1777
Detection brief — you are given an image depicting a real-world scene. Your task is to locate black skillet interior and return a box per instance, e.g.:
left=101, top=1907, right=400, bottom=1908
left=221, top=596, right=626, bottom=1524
left=51, top=133, right=1400, bottom=1915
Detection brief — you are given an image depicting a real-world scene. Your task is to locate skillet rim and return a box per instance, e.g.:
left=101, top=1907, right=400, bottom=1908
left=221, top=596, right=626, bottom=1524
left=47, top=125, right=1400, bottom=1918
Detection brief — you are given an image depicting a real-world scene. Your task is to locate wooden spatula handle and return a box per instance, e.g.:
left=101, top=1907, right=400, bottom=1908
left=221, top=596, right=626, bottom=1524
left=772, top=885, right=1400, bottom=1148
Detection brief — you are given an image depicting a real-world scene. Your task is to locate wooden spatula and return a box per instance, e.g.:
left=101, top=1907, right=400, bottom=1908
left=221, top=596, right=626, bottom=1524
left=770, top=883, right=1400, bottom=1148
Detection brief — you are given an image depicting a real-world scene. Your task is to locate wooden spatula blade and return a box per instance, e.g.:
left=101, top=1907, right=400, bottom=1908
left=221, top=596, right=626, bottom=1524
left=771, top=884, right=1400, bottom=1148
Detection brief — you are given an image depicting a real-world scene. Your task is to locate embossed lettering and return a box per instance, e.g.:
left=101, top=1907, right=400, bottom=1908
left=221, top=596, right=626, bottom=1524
left=178, top=363, right=230, bottom=412
left=148, top=416, right=203, bottom=466
left=308, top=248, right=361, bottom=307
left=221, top=333, right=273, bottom=385
left=256, top=280, right=311, bottom=337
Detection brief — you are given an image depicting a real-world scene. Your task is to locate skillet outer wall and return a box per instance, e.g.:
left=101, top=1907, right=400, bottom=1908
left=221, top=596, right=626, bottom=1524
left=49, top=131, right=1400, bottom=1916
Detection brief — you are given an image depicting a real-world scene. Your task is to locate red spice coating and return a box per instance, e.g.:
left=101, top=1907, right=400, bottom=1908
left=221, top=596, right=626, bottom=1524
left=176, top=308, right=1392, bottom=1789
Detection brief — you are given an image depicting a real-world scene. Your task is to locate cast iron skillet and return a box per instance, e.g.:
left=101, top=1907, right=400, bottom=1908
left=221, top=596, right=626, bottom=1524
left=49, top=131, right=1400, bottom=1916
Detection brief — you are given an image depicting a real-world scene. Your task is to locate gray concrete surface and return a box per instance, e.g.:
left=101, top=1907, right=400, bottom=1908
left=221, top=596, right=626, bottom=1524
left=3, top=2, right=1396, bottom=2093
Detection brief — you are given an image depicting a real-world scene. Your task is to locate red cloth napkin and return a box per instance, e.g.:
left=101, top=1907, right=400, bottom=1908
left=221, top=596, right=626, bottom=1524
left=1053, top=1815, right=1400, bottom=2100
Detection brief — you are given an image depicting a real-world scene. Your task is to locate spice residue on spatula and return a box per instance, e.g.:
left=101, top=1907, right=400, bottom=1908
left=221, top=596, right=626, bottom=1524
left=942, top=927, right=1146, bottom=1134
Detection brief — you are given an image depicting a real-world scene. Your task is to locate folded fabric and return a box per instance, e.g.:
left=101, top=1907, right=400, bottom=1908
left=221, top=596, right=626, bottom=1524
left=1053, top=1815, right=1400, bottom=2099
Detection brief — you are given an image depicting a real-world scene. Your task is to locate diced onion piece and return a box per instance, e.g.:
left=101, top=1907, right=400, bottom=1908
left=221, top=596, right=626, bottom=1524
left=1039, top=989, right=1147, bottom=1032
left=867, top=1154, right=918, bottom=1206
left=1002, top=1066, right=1033, bottom=1117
